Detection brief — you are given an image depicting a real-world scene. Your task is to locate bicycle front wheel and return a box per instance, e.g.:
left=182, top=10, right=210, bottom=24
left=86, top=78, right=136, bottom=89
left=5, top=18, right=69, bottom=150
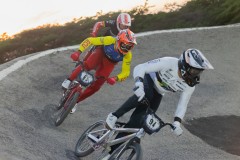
left=109, top=142, right=142, bottom=160
left=75, top=120, right=106, bottom=157
left=55, top=92, right=80, bottom=126
left=56, top=89, right=71, bottom=110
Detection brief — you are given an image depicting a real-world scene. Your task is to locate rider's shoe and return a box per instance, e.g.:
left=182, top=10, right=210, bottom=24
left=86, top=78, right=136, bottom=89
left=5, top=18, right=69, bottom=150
left=106, top=113, right=118, bottom=129
left=62, top=79, right=71, bottom=89
left=101, top=154, right=110, bottom=160
left=70, top=103, right=78, bottom=114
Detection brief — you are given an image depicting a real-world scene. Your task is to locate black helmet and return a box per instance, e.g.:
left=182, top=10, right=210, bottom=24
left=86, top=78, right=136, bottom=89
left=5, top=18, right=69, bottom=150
left=178, top=48, right=214, bottom=87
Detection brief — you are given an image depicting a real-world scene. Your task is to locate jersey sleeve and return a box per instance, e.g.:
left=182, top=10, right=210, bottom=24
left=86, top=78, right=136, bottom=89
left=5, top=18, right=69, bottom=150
left=78, top=36, right=116, bottom=52
left=116, top=52, right=132, bottom=81
left=91, top=21, right=105, bottom=36
left=174, top=87, right=195, bottom=119
left=133, top=57, right=172, bottom=79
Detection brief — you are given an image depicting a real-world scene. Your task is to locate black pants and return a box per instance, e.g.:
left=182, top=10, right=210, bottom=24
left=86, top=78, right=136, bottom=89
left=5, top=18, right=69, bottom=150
left=110, top=74, right=163, bottom=153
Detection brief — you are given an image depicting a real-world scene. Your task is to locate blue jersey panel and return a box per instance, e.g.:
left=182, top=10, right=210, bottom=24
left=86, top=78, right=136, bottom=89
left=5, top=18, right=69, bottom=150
left=104, top=45, right=123, bottom=62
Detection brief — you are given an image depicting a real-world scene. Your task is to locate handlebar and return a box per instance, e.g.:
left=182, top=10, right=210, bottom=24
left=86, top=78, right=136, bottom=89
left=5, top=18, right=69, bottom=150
left=162, top=122, right=175, bottom=130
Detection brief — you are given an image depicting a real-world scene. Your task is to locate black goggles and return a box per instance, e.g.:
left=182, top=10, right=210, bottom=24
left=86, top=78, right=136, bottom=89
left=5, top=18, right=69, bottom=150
left=119, top=24, right=129, bottom=29
left=120, top=42, right=133, bottom=51
left=187, top=67, right=203, bottom=77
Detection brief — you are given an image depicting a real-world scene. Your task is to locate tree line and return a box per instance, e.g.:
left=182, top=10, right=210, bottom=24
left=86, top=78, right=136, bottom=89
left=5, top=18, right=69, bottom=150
left=0, top=0, right=239, bottom=64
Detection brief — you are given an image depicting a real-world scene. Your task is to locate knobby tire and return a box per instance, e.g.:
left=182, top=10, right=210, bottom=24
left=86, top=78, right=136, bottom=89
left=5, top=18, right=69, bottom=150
left=56, top=90, right=71, bottom=110
left=55, top=92, right=80, bottom=126
left=75, top=121, right=106, bottom=157
left=109, top=142, right=142, bottom=160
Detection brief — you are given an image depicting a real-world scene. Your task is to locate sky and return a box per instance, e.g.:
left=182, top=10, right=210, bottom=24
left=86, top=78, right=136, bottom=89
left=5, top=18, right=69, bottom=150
left=0, top=0, right=187, bottom=36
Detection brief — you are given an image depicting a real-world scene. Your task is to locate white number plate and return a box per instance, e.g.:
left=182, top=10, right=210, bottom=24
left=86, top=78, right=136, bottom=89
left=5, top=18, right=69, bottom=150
left=80, top=71, right=94, bottom=84
left=145, top=114, right=160, bottom=131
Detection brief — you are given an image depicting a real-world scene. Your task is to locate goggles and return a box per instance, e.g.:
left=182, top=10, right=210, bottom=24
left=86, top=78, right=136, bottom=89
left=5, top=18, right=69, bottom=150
left=182, top=68, right=202, bottom=87
left=120, top=42, right=134, bottom=53
left=119, top=23, right=129, bottom=30
left=187, top=67, right=203, bottom=77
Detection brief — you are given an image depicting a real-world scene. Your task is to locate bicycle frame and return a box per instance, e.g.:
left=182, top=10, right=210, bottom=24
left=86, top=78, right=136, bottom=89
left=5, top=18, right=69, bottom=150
left=86, top=126, right=145, bottom=150
left=62, top=67, right=94, bottom=110
left=74, top=115, right=175, bottom=159
left=74, top=98, right=176, bottom=158
left=55, top=69, right=94, bottom=123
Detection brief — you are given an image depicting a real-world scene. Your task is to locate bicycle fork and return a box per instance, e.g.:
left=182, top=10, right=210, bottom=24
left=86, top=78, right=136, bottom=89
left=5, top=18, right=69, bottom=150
left=63, top=82, right=82, bottom=109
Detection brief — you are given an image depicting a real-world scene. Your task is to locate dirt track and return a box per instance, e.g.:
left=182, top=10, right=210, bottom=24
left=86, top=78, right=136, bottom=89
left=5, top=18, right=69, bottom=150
left=0, top=24, right=240, bottom=160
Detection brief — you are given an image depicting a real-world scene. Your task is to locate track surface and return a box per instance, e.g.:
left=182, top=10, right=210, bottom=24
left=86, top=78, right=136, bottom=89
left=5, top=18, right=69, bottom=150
left=0, top=25, right=240, bottom=160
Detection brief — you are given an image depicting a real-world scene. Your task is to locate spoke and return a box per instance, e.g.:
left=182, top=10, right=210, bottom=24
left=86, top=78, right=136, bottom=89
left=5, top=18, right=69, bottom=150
left=79, top=137, right=91, bottom=151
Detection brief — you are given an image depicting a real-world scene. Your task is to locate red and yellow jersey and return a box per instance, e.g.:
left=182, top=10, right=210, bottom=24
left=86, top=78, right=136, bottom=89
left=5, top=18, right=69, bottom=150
left=78, top=36, right=132, bottom=81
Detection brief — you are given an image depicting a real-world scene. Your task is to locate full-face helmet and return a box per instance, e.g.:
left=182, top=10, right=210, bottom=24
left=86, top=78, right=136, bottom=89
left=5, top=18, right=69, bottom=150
left=116, top=13, right=131, bottom=31
left=178, top=48, right=214, bottom=87
left=116, top=29, right=137, bottom=55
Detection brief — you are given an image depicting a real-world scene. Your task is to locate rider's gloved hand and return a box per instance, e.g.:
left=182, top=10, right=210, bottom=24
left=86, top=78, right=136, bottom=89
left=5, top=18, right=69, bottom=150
left=171, top=121, right=183, bottom=136
left=134, top=82, right=145, bottom=102
left=71, top=51, right=81, bottom=61
left=107, top=77, right=117, bottom=85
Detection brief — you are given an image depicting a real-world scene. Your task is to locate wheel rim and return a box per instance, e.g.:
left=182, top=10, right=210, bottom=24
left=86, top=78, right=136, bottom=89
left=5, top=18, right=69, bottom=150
left=76, top=134, right=92, bottom=152
left=63, top=93, right=75, bottom=109
left=75, top=121, right=106, bottom=155
left=55, top=92, right=79, bottom=126
left=56, top=117, right=60, bottom=123
left=113, top=145, right=138, bottom=160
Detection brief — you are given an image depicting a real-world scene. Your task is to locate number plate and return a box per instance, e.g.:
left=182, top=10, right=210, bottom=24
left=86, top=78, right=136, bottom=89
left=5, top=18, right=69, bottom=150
left=78, top=71, right=94, bottom=86
left=145, top=114, right=160, bottom=131
left=143, top=113, right=162, bottom=134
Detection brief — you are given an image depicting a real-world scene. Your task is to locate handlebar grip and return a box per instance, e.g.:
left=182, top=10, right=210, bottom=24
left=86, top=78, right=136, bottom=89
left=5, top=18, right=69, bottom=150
left=166, top=123, right=175, bottom=130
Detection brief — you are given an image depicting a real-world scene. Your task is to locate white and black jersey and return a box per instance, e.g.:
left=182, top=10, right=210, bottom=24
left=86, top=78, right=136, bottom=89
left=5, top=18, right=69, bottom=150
left=133, top=57, right=195, bottom=119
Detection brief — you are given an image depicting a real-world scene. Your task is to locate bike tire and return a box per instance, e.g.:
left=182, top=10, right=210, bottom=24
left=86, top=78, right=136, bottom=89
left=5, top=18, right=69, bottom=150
left=75, top=120, right=106, bottom=157
left=109, top=142, right=142, bottom=160
left=55, top=92, right=80, bottom=126
left=56, top=90, right=71, bottom=110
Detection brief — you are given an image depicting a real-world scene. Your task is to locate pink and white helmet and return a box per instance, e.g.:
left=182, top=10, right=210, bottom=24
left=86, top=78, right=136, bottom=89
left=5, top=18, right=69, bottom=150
left=116, top=13, right=131, bottom=31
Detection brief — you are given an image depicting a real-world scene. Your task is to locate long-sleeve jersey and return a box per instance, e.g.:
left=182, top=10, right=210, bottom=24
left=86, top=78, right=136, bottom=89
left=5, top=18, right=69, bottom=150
left=78, top=36, right=132, bottom=81
left=133, top=57, right=195, bottom=119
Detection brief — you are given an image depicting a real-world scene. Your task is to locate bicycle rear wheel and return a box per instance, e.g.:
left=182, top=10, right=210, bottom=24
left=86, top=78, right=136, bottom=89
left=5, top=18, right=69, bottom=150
left=55, top=92, right=80, bottom=126
left=75, top=120, right=106, bottom=157
left=109, top=142, right=142, bottom=160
